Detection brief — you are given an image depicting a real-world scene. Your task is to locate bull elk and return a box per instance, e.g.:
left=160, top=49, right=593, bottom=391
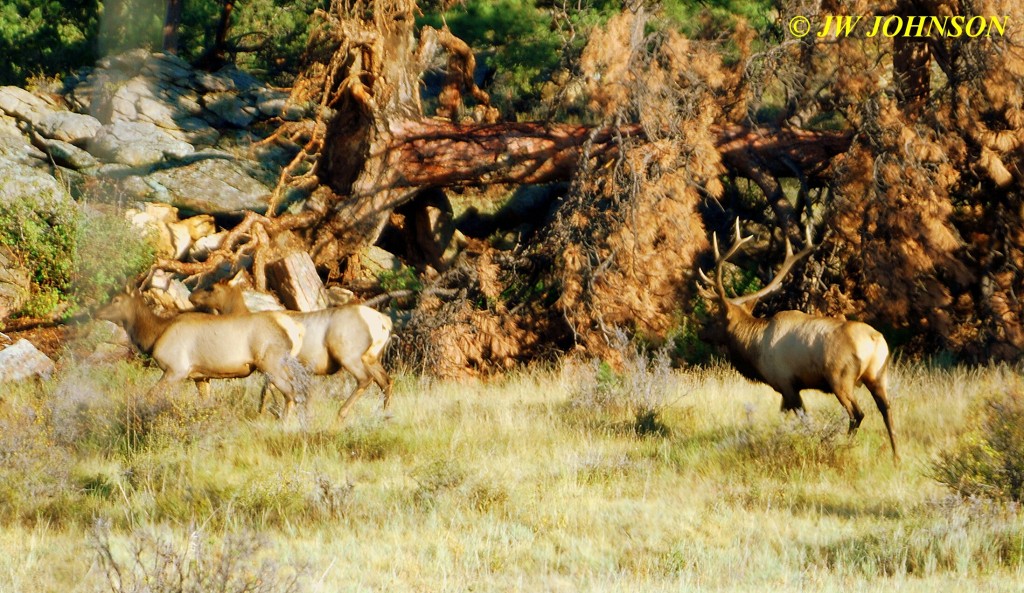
left=189, top=282, right=393, bottom=420
left=96, top=291, right=307, bottom=416
left=699, top=220, right=898, bottom=461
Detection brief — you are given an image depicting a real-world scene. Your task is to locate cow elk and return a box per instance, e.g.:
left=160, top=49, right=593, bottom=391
left=189, top=282, right=393, bottom=420
left=699, top=220, right=898, bottom=462
left=96, top=291, right=307, bottom=416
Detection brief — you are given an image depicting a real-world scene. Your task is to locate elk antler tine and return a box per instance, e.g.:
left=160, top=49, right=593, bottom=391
left=784, top=236, right=794, bottom=258
left=697, top=268, right=713, bottom=284
left=805, top=222, right=814, bottom=248
left=712, top=231, right=721, bottom=260
left=733, top=218, right=742, bottom=244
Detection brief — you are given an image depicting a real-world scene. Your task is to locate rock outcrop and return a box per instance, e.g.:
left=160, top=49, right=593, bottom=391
left=0, top=50, right=312, bottom=320
left=0, top=49, right=306, bottom=215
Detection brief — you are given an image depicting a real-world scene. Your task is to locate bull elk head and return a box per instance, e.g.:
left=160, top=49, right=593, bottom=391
left=699, top=220, right=898, bottom=462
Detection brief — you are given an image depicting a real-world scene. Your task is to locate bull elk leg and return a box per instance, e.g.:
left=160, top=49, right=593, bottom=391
left=264, top=378, right=296, bottom=419
left=777, top=384, right=806, bottom=414
left=195, top=379, right=210, bottom=398
left=864, top=378, right=899, bottom=462
left=832, top=384, right=865, bottom=434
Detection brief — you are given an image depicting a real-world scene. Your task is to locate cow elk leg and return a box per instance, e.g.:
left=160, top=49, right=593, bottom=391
left=336, top=377, right=372, bottom=421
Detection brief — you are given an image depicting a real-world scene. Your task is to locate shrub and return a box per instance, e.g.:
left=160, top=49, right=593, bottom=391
left=0, top=406, right=73, bottom=523
left=0, top=200, right=154, bottom=316
left=723, top=413, right=853, bottom=477
left=565, top=328, right=677, bottom=437
left=411, top=457, right=466, bottom=509
left=378, top=265, right=422, bottom=293
left=91, top=521, right=306, bottom=593
left=933, top=389, right=1024, bottom=502
left=807, top=497, right=1024, bottom=577
left=0, top=196, right=77, bottom=317
left=73, top=208, right=155, bottom=308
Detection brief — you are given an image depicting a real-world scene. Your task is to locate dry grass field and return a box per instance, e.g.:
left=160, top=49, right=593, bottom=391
left=0, top=353, right=1022, bottom=593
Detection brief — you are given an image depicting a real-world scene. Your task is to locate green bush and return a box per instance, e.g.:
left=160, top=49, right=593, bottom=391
left=0, top=201, right=155, bottom=317
left=933, top=389, right=1024, bottom=502
left=0, top=196, right=77, bottom=317
left=0, top=409, right=73, bottom=524
left=724, top=414, right=853, bottom=478
left=73, top=208, right=155, bottom=307
left=378, top=265, right=422, bottom=293
left=411, top=457, right=466, bottom=508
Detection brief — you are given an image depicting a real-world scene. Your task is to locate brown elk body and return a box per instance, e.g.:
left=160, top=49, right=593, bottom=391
left=701, top=221, right=898, bottom=461
left=189, top=283, right=393, bottom=420
left=96, top=292, right=307, bottom=415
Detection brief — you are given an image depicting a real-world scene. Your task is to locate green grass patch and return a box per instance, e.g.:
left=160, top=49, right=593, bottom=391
left=0, top=360, right=1022, bottom=591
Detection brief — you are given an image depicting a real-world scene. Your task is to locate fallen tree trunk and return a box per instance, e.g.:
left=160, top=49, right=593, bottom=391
left=325, top=119, right=851, bottom=195
left=309, top=119, right=853, bottom=261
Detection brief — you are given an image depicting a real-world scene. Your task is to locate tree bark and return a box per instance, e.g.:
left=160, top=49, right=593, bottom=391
left=163, top=0, right=183, bottom=54
left=212, top=0, right=236, bottom=62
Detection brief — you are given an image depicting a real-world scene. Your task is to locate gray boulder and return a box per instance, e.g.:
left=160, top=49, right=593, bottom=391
left=0, top=132, right=65, bottom=203
left=34, top=111, right=102, bottom=145
left=143, top=157, right=271, bottom=215
left=252, top=87, right=306, bottom=120
left=95, top=48, right=151, bottom=72
left=0, top=86, right=57, bottom=126
left=0, top=114, right=19, bottom=137
left=204, top=92, right=257, bottom=128
left=36, top=137, right=100, bottom=170
left=0, top=338, right=55, bottom=383
left=141, top=52, right=194, bottom=87
left=194, top=67, right=261, bottom=94
left=72, top=52, right=220, bottom=145
left=89, top=121, right=195, bottom=167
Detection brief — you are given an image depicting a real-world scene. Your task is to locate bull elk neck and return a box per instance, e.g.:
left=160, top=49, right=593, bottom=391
left=699, top=220, right=899, bottom=462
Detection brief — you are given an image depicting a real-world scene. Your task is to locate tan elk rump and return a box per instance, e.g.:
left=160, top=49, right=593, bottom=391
left=189, top=282, right=393, bottom=420
left=95, top=291, right=307, bottom=415
left=699, top=220, right=898, bottom=461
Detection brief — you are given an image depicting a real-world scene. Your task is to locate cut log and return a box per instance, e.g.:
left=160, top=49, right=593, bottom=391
left=267, top=251, right=328, bottom=311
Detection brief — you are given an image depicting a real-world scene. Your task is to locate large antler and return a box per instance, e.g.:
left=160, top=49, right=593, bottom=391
left=697, top=218, right=753, bottom=301
left=698, top=219, right=814, bottom=306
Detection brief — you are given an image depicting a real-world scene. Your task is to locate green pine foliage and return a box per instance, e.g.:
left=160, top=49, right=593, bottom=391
left=0, top=0, right=99, bottom=85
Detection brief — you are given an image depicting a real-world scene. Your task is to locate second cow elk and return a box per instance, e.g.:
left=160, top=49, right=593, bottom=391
left=699, top=220, right=898, bottom=462
left=189, top=283, right=393, bottom=420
